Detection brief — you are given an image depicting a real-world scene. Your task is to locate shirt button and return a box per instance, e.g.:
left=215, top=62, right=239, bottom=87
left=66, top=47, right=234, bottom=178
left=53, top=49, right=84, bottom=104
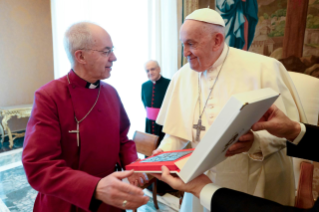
left=209, top=105, right=214, bottom=109
left=209, top=96, right=213, bottom=99
left=210, top=115, right=214, bottom=119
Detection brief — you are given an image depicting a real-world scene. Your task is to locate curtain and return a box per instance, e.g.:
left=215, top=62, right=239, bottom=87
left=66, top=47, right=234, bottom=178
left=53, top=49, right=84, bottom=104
left=51, top=0, right=178, bottom=137
left=147, top=0, right=179, bottom=79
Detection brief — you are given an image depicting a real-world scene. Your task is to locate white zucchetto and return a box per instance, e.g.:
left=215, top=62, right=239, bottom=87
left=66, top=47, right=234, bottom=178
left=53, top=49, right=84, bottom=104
left=185, top=8, right=225, bottom=27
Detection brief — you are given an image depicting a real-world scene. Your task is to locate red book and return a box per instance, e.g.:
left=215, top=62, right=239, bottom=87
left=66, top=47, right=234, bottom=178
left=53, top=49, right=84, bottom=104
left=126, top=149, right=194, bottom=173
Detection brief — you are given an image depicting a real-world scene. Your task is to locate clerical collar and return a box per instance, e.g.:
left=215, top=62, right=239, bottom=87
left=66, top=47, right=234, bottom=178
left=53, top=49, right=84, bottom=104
left=209, top=43, right=228, bottom=70
left=152, top=76, right=162, bottom=84
left=70, top=70, right=100, bottom=89
left=85, top=81, right=100, bottom=89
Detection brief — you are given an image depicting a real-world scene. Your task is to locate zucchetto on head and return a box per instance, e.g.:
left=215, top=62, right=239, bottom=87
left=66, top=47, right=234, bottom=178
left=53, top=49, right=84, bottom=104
left=185, top=8, right=225, bottom=27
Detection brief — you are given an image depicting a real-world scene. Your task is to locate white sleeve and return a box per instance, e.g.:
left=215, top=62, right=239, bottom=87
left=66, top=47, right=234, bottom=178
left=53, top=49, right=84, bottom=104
left=247, top=130, right=287, bottom=161
left=158, top=134, right=189, bottom=151
left=199, top=183, right=221, bottom=210
left=246, top=60, right=303, bottom=161
left=291, top=123, right=306, bottom=145
left=247, top=123, right=306, bottom=160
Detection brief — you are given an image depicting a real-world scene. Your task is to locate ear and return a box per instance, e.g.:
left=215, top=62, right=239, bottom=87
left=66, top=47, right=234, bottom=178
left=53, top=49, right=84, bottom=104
left=212, top=33, right=224, bottom=51
left=74, top=50, right=87, bottom=65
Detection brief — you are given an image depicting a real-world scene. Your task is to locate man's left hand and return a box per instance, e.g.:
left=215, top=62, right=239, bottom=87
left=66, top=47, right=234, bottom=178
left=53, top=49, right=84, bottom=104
left=225, top=131, right=254, bottom=157
left=128, top=172, right=148, bottom=187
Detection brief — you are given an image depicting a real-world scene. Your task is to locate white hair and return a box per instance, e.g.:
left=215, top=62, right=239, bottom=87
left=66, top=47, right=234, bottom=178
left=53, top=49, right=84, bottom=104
left=203, top=23, right=225, bottom=37
left=63, top=22, right=97, bottom=66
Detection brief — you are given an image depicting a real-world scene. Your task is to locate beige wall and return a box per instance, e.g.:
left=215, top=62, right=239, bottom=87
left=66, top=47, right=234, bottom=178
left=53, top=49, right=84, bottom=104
left=0, top=0, right=54, bottom=131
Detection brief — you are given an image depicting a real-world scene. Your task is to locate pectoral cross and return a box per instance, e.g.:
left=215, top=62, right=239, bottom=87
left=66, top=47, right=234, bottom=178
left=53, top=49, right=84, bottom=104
left=193, top=118, right=205, bottom=141
left=69, top=121, right=80, bottom=147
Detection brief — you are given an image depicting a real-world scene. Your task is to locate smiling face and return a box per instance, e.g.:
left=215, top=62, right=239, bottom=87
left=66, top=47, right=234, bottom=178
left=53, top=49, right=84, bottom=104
left=81, top=25, right=117, bottom=81
left=180, top=20, right=222, bottom=72
left=145, top=61, right=161, bottom=81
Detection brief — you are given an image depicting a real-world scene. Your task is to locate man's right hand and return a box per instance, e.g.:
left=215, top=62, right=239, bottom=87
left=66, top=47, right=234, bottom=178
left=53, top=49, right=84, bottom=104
left=252, top=105, right=301, bottom=141
left=94, top=170, right=149, bottom=210
left=152, top=148, right=163, bottom=155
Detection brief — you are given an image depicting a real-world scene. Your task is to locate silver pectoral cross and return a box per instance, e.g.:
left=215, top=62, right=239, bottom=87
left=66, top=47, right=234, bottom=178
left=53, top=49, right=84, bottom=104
left=193, top=118, right=206, bottom=141
left=69, top=121, right=80, bottom=147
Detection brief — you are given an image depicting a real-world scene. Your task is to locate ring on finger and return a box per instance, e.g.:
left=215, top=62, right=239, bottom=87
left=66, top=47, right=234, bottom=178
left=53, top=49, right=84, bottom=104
left=122, top=200, right=128, bottom=207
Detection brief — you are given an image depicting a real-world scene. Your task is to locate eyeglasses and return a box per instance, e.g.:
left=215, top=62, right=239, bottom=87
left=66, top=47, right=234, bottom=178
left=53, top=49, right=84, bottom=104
left=82, top=48, right=114, bottom=56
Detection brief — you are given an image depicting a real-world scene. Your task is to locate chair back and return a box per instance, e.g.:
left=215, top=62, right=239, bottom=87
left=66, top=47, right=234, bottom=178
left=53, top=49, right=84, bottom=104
left=295, top=162, right=315, bottom=208
left=133, top=131, right=159, bottom=157
left=288, top=72, right=319, bottom=125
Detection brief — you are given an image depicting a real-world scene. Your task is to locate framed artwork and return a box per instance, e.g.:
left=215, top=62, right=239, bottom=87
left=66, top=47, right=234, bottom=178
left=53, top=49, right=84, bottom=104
left=213, top=0, right=319, bottom=78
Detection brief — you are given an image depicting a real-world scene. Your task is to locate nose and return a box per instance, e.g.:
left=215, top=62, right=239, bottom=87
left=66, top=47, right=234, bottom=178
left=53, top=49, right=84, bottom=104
left=183, top=46, right=191, bottom=58
left=109, top=52, right=117, bottom=62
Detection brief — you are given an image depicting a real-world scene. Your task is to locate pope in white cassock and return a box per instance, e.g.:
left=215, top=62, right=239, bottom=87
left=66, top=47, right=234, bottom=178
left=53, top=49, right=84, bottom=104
left=154, top=8, right=307, bottom=212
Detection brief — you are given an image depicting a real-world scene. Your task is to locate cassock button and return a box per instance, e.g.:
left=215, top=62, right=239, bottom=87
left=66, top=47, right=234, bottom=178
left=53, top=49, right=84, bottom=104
left=72, top=85, right=76, bottom=89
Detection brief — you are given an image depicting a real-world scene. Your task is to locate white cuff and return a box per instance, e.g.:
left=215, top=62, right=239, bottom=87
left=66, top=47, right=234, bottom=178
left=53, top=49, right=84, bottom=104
left=291, top=123, right=306, bottom=145
left=199, top=183, right=221, bottom=210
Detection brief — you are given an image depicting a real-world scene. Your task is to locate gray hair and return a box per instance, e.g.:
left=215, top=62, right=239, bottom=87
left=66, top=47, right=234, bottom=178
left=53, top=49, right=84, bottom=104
left=63, top=22, right=97, bottom=66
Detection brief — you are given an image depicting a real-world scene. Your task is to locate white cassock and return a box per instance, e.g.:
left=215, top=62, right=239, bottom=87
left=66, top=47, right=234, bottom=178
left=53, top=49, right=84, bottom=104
left=157, top=44, right=307, bottom=212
